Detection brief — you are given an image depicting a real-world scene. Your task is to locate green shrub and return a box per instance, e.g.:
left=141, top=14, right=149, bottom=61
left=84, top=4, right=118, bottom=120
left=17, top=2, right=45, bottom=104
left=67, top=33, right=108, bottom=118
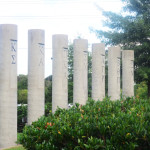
left=135, top=82, right=148, bottom=99
left=19, top=98, right=150, bottom=150
left=17, top=105, right=27, bottom=132
left=45, top=102, right=52, bottom=116
left=17, top=103, right=52, bottom=132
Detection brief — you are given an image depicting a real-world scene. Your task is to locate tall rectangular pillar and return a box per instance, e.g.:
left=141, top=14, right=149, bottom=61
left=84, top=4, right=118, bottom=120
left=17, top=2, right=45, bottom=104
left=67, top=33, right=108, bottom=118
left=122, top=50, right=134, bottom=98
left=0, top=24, right=17, bottom=149
left=52, top=34, right=68, bottom=113
left=28, top=29, right=45, bottom=124
left=108, top=46, right=121, bottom=100
left=73, top=39, right=88, bottom=105
left=92, top=43, right=105, bottom=101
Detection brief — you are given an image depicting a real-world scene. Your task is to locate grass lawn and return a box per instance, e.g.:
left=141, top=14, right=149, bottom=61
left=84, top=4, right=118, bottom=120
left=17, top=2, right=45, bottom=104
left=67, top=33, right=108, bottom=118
left=4, top=145, right=25, bottom=150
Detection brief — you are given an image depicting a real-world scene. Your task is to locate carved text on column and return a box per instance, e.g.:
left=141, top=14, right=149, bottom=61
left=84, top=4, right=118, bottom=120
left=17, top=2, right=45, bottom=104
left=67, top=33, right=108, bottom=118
left=38, top=43, right=44, bottom=66
left=10, top=39, right=17, bottom=64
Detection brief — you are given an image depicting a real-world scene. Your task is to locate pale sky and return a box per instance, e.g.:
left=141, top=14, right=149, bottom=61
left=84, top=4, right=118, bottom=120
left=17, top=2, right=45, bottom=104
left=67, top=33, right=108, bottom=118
left=0, top=0, right=123, bottom=77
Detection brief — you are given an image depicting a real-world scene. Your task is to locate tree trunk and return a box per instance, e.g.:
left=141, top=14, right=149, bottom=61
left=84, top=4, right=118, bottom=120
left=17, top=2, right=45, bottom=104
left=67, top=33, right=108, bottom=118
left=148, top=81, right=150, bottom=98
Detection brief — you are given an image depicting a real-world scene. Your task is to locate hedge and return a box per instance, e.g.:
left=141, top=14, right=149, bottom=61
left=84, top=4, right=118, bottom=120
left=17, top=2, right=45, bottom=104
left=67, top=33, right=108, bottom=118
left=19, top=97, right=150, bottom=150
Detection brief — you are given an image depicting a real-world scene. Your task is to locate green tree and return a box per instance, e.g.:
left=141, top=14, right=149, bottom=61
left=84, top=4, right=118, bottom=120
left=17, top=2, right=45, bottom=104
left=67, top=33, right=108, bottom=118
left=18, top=74, right=27, bottom=90
left=94, top=0, right=150, bottom=97
left=45, top=75, right=52, bottom=103
left=68, top=44, right=74, bottom=82
left=135, top=81, right=148, bottom=99
left=18, top=89, right=27, bottom=104
left=105, top=50, right=108, bottom=95
left=68, top=44, right=74, bottom=103
left=17, top=75, right=28, bottom=104
left=88, top=52, right=92, bottom=98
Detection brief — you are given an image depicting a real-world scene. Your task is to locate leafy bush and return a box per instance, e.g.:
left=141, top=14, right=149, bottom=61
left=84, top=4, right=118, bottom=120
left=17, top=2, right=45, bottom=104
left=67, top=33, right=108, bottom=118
left=17, top=103, right=52, bottom=132
left=17, top=105, right=27, bottom=132
left=45, top=102, right=52, bottom=116
left=135, top=82, right=148, bottom=99
left=19, top=98, right=150, bottom=150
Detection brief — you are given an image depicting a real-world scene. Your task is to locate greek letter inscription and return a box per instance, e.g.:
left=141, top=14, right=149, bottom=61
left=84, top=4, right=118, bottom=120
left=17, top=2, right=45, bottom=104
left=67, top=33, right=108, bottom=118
left=117, top=57, right=120, bottom=83
left=131, top=60, right=134, bottom=76
left=62, top=47, right=68, bottom=93
left=101, top=55, right=105, bottom=82
left=83, top=50, right=88, bottom=69
left=10, top=39, right=17, bottom=64
left=63, top=47, right=68, bottom=80
left=38, top=43, right=44, bottom=66
left=11, top=55, right=16, bottom=64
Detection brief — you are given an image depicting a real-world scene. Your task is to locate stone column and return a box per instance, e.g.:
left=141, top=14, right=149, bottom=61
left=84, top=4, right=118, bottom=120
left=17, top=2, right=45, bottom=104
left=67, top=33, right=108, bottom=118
left=52, top=34, right=68, bottom=113
left=73, top=39, right=88, bottom=105
left=28, top=29, right=45, bottom=124
left=0, top=24, right=17, bottom=149
left=122, top=50, right=134, bottom=98
left=92, top=43, right=105, bottom=101
left=108, top=46, right=121, bottom=100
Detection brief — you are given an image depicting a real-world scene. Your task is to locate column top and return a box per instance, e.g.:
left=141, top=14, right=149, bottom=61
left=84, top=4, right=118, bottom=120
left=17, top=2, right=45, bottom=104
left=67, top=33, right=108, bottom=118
left=108, top=46, right=121, bottom=58
left=122, top=50, right=134, bottom=53
left=122, top=50, right=134, bottom=60
left=73, top=38, right=88, bottom=44
left=0, top=24, right=17, bottom=26
left=28, top=29, right=45, bottom=32
left=0, top=24, right=17, bottom=30
left=52, top=34, right=68, bottom=37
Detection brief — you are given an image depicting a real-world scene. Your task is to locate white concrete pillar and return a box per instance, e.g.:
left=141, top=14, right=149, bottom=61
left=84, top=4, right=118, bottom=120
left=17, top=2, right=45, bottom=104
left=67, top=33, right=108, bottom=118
left=73, top=39, right=88, bottom=105
left=52, top=34, right=68, bottom=113
left=0, top=24, right=17, bottom=149
left=92, top=43, right=105, bottom=101
left=28, top=29, right=45, bottom=124
left=108, top=46, right=121, bottom=100
left=122, top=50, right=134, bottom=98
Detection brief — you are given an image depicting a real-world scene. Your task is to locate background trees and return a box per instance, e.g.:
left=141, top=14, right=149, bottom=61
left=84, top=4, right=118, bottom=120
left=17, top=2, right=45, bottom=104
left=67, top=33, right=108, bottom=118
left=45, top=75, right=52, bottom=103
left=94, top=0, right=150, bottom=98
left=17, top=75, right=28, bottom=104
left=68, top=44, right=74, bottom=103
left=17, top=74, right=52, bottom=104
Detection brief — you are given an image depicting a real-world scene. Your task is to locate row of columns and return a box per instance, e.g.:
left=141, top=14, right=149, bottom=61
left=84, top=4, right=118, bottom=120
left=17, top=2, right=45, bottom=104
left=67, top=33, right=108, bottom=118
left=0, top=25, right=134, bottom=149
left=52, top=36, right=134, bottom=112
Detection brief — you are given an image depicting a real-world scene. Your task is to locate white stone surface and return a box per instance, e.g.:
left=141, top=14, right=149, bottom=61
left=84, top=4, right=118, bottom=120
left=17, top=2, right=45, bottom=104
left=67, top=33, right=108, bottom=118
left=122, top=50, right=134, bottom=98
left=92, top=43, right=105, bottom=101
left=73, top=39, right=88, bottom=105
left=28, top=29, right=45, bottom=124
left=52, top=34, right=68, bottom=113
left=0, top=24, right=17, bottom=149
left=108, top=46, right=121, bottom=100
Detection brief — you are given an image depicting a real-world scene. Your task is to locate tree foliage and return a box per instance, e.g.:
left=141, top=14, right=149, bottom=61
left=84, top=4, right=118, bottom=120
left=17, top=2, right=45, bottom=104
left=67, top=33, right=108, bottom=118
left=68, top=44, right=74, bottom=103
left=18, top=74, right=28, bottom=90
left=18, top=89, right=27, bottom=104
left=17, top=75, right=28, bottom=104
left=135, top=81, right=148, bottom=99
left=94, top=0, right=150, bottom=97
left=45, top=75, right=52, bottom=103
